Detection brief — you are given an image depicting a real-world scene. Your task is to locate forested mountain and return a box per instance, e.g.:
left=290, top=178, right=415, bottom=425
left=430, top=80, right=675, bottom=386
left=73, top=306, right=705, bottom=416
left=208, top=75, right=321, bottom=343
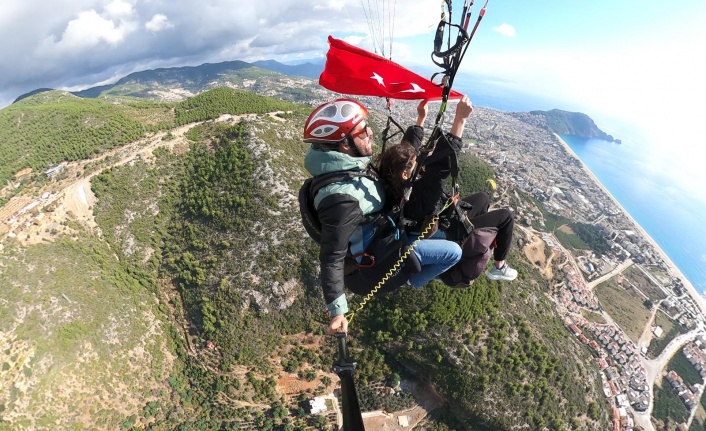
left=73, top=61, right=258, bottom=98
left=38, top=60, right=323, bottom=105
left=0, top=87, right=611, bottom=430
left=528, top=109, right=619, bottom=142
left=0, top=88, right=301, bottom=192
left=251, top=60, right=323, bottom=79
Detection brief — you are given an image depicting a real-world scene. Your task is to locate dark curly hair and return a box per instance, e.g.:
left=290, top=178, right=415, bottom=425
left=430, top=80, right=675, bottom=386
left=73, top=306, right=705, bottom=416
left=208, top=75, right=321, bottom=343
left=374, top=142, right=417, bottom=203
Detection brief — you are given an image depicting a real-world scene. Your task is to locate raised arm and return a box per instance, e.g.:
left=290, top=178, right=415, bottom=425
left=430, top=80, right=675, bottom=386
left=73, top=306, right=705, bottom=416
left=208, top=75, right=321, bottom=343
left=416, top=99, right=429, bottom=127
left=449, top=95, right=473, bottom=138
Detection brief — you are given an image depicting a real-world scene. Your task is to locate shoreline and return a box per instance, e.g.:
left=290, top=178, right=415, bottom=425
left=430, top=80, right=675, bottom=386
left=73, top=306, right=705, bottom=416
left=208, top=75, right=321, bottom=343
left=553, top=133, right=706, bottom=318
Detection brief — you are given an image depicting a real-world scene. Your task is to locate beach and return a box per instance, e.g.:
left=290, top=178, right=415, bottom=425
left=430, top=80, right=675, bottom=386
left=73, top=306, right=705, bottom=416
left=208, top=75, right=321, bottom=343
left=553, top=134, right=706, bottom=318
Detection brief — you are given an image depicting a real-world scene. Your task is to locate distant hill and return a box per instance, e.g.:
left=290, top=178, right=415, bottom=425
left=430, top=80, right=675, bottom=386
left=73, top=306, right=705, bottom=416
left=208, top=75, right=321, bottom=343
left=251, top=59, right=322, bottom=79
left=13, top=87, right=55, bottom=103
left=14, top=59, right=324, bottom=104
left=72, top=60, right=257, bottom=98
left=12, top=59, right=324, bottom=104
left=529, top=109, right=620, bottom=142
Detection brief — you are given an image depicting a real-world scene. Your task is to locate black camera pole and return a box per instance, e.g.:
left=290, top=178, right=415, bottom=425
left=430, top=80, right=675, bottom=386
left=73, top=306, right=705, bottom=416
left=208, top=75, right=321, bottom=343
left=333, top=332, right=365, bottom=431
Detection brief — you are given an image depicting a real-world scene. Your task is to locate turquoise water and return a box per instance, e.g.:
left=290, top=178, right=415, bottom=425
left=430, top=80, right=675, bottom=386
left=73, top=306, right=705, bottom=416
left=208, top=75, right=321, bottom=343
left=560, top=134, right=706, bottom=293
left=455, top=77, right=706, bottom=293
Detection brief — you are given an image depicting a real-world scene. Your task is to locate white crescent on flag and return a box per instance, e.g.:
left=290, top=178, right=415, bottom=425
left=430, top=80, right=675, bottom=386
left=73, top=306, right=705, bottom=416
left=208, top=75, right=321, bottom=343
left=398, top=83, right=425, bottom=94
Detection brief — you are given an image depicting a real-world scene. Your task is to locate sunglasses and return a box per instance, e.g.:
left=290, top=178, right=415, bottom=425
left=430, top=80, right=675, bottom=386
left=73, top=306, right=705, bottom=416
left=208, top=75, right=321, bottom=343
left=350, top=123, right=372, bottom=139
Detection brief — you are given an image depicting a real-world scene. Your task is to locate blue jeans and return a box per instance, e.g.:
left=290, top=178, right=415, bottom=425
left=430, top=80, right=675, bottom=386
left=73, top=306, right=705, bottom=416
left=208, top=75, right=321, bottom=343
left=407, top=231, right=462, bottom=288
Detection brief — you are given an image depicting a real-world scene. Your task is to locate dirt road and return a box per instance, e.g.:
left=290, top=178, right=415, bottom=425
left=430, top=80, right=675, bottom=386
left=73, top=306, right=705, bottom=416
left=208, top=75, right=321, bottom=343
left=0, top=123, right=198, bottom=248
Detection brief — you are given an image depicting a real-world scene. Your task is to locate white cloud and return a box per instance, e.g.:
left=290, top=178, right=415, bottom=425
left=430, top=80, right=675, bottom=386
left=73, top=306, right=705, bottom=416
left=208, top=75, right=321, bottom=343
left=342, top=35, right=366, bottom=47
left=145, top=14, right=174, bottom=32
left=53, top=10, right=129, bottom=50
left=492, top=23, right=515, bottom=38
left=105, top=0, right=134, bottom=19
left=0, top=0, right=505, bottom=105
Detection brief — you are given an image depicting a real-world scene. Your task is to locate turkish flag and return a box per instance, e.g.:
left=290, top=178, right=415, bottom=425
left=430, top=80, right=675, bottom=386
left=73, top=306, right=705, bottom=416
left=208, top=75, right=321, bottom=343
left=319, top=36, right=463, bottom=101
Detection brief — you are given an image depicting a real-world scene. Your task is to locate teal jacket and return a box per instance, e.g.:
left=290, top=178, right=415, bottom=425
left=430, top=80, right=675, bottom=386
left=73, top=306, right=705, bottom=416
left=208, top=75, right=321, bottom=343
left=304, top=147, right=385, bottom=316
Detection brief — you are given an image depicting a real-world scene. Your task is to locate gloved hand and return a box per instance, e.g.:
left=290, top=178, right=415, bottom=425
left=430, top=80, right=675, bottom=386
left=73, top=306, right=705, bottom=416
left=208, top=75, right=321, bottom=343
left=458, top=200, right=474, bottom=211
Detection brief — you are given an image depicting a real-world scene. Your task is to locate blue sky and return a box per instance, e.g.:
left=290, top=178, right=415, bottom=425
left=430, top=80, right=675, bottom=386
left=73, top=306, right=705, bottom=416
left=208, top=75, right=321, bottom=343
left=328, top=0, right=706, bottom=204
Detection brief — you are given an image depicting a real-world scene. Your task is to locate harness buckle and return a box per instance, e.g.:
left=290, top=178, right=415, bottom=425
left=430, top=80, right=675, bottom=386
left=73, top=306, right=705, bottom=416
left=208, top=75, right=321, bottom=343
left=351, top=251, right=375, bottom=268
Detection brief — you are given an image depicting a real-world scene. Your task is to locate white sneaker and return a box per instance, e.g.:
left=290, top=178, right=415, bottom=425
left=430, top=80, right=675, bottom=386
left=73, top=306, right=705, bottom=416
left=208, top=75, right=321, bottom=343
left=485, top=263, right=518, bottom=281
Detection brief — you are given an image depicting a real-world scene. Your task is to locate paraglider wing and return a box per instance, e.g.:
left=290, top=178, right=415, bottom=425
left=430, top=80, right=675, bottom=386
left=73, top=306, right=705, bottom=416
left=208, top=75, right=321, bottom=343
left=320, top=36, right=463, bottom=101
left=486, top=178, right=497, bottom=191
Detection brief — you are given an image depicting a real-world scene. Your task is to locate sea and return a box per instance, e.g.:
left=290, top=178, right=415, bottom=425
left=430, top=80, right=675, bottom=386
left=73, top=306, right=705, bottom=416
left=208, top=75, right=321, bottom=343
left=454, top=75, right=706, bottom=295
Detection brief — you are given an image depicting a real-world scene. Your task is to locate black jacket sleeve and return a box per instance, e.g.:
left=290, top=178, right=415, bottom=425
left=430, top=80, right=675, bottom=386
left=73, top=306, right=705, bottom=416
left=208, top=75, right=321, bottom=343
left=402, top=125, right=425, bottom=151
left=405, top=132, right=464, bottom=224
left=315, top=193, right=364, bottom=306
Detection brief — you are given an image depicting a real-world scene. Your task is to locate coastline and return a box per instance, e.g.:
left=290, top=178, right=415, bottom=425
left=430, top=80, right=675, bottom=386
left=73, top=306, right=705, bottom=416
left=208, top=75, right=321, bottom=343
left=553, top=133, right=706, bottom=318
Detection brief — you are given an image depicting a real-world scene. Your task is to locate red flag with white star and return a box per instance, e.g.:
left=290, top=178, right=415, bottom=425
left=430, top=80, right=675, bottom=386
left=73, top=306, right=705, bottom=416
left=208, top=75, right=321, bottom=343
left=319, top=36, right=463, bottom=101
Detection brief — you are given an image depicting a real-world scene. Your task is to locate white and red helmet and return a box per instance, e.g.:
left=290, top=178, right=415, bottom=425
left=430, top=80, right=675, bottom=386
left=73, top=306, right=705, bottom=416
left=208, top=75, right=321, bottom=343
left=303, top=98, right=368, bottom=144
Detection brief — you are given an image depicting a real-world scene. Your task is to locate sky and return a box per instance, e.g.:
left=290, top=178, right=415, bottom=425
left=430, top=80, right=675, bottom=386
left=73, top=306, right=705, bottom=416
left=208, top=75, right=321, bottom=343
left=1, top=0, right=704, bottom=199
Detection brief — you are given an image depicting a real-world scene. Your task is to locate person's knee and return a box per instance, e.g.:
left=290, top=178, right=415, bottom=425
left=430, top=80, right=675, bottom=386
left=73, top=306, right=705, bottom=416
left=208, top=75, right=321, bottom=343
left=449, top=241, right=462, bottom=262
left=498, top=208, right=514, bottom=223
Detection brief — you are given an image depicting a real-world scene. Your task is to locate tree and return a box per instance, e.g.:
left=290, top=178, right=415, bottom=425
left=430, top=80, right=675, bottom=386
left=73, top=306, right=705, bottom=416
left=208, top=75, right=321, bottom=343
left=389, top=372, right=401, bottom=388
left=312, top=415, right=326, bottom=430
left=271, top=402, right=288, bottom=419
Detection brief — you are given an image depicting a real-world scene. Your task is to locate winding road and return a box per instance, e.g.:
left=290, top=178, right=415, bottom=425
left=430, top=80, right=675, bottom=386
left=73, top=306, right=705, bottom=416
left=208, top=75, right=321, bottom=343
left=633, top=325, right=704, bottom=431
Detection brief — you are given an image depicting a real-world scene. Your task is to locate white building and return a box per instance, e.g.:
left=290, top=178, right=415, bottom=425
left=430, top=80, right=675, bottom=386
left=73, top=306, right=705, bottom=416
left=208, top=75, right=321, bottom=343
left=309, top=397, right=327, bottom=415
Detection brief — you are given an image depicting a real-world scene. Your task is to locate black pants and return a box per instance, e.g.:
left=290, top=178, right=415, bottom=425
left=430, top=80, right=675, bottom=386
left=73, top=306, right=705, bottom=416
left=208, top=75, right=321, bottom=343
left=462, top=192, right=514, bottom=262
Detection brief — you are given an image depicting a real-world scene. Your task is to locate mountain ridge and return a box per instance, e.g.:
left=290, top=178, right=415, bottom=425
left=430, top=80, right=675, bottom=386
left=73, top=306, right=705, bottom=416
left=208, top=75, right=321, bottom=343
left=528, top=108, right=621, bottom=142
left=0, top=88, right=616, bottom=430
left=12, top=59, right=618, bottom=144
left=4, top=68, right=700, bottom=428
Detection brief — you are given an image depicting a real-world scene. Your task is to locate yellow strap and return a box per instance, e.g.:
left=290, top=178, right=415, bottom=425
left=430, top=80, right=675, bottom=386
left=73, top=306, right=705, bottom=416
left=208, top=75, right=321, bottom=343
left=346, top=196, right=456, bottom=326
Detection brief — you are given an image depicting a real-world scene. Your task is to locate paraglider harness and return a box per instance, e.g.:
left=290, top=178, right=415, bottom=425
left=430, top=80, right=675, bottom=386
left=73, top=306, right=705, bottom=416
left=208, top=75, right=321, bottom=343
left=298, top=168, right=421, bottom=273
left=312, top=3, right=490, bottom=430
left=325, top=0, right=490, bottom=325
left=404, top=0, right=488, bottom=200
left=374, top=0, right=490, bottom=252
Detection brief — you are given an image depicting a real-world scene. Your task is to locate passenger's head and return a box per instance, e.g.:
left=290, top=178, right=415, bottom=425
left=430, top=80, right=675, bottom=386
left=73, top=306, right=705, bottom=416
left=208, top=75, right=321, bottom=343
left=376, top=142, right=417, bottom=200
left=303, top=98, right=374, bottom=157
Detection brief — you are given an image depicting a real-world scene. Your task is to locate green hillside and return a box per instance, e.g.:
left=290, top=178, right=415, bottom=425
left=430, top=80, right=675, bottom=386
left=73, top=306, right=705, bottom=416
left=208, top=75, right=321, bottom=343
left=0, top=237, right=176, bottom=430
left=0, top=88, right=612, bottom=430
left=0, top=88, right=303, bottom=190
left=0, top=91, right=169, bottom=187
left=530, top=109, right=617, bottom=141
left=174, top=87, right=301, bottom=125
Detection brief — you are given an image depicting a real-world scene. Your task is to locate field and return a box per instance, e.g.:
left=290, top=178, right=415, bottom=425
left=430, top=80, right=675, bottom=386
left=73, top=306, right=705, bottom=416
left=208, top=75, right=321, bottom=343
left=648, top=313, right=678, bottom=359
left=594, top=280, right=652, bottom=343
left=554, top=224, right=590, bottom=251
left=580, top=309, right=607, bottom=325
left=667, top=349, right=703, bottom=387
left=624, top=265, right=668, bottom=301
left=652, top=382, right=689, bottom=426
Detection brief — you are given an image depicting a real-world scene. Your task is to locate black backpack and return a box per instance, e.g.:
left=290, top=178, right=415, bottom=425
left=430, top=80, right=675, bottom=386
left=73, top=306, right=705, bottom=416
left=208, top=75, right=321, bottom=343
left=298, top=171, right=375, bottom=245
left=298, top=171, right=421, bottom=295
